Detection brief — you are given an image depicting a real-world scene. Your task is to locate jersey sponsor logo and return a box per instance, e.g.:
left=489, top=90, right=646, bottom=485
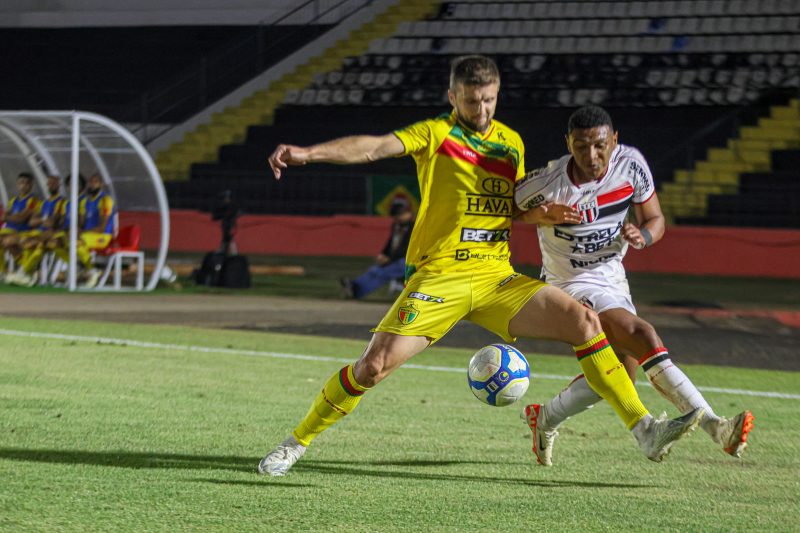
left=466, top=195, right=513, bottom=217
left=461, top=227, right=510, bottom=242
left=628, top=160, right=651, bottom=194
left=578, top=295, right=595, bottom=308
left=408, top=291, right=445, bottom=303
left=398, top=301, right=420, bottom=325
left=521, top=194, right=545, bottom=209
left=498, top=273, right=520, bottom=287
left=481, top=178, right=511, bottom=196
left=570, top=253, right=617, bottom=268
left=454, top=249, right=510, bottom=262
left=554, top=222, right=622, bottom=254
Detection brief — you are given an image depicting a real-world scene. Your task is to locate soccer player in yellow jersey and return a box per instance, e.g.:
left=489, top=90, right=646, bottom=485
left=258, top=55, right=703, bottom=476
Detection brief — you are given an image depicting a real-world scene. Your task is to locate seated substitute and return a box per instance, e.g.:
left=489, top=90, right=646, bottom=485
left=340, top=197, right=415, bottom=299
left=8, top=174, right=65, bottom=287
left=0, top=172, right=39, bottom=281
left=53, top=173, right=116, bottom=288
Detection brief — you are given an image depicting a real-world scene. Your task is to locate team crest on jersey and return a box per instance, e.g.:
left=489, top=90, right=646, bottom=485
left=576, top=199, right=599, bottom=224
left=398, top=302, right=420, bottom=325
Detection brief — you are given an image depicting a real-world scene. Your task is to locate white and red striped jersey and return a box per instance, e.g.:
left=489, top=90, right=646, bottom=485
left=515, top=144, right=655, bottom=283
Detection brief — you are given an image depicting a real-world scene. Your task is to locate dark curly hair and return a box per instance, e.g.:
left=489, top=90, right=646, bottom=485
left=567, top=105, right=614, bottom=133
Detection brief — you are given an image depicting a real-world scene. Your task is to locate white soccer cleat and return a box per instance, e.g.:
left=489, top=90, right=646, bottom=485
left=13, top=271, right=38, bottom=288
left=635, top=407, right=704, bottom=463
left=522, top=403, right=558, bottom=466
left=82, top=268, right=102, bottom=289
left=713, top=410, right=754, bottom=458
left=257, top=436, right=306, bottom=476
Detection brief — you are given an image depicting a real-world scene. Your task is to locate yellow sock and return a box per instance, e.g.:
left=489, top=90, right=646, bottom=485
left=76, top=243, right=92, bottom=269
left=292, top=365, right=370, bottom=446
left=575, top=333, right=649, bottom=429
left=21, top=246, right=43, bottom=274
left=54, top=247, right=69, bottom=264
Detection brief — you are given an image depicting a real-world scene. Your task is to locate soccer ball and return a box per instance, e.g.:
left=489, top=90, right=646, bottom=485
left=467, top=344, right=530, bottom=407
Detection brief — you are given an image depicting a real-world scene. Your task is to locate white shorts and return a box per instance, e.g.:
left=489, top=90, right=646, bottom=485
left=547, top=276, right=637, bottom=315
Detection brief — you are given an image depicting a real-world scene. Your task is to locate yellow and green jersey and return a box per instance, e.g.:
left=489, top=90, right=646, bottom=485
left=393, top=111, right=525, bottom=277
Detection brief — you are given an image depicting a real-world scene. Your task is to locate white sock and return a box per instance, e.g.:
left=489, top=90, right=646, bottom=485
left=630, top=413, right=654, bottom=442
left=640, top=348, right=720, bottom=434
left=542, top=374, right=602, bottom=429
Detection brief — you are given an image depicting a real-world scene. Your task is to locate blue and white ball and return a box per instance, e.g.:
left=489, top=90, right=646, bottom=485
left=467, top=344, right=530, bottom=407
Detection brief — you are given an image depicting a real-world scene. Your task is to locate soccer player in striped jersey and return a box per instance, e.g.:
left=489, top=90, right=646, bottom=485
left=515, top=105, right=754, bottom=466
left=258, top=56, right=703, bottom=477
left=0, top=172, right=39, bottom=281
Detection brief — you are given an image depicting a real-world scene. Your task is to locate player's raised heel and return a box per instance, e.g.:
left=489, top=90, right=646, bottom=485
left=521, top=403, right=558, bottom=466
left=257, top=435, right=306, bottom=476
left=635, top=407, right=704, bottom=463
left=715, top=410, right=755, bottom=458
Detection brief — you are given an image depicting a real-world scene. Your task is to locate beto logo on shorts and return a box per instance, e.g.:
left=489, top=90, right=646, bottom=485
left=408, top=292, right=445, bottom=303
left=398, top=302, right=420, bottom=325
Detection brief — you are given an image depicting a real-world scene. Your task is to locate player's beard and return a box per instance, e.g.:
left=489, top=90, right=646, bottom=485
left=456, top=111, right=491, bottom=134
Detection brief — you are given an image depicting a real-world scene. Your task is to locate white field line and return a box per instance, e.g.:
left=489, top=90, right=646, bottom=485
left=1, top=328, right=798, bottom=400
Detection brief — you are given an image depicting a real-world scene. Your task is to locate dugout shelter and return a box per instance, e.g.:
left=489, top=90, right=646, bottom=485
left=0, top=111, right=169, bottom=291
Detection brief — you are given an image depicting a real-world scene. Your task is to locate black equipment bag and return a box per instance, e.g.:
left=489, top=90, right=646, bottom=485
left=193, top=252, right=226, bottom=286
left=221, top=255, right=251, bottom=288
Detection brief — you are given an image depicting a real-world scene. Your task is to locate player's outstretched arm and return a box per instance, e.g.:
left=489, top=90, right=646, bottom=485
left=624, top=193, right=665, bottom=249
left=268, top=133, right=405, bottom=179
left=516, top=202, right=581, bottom=226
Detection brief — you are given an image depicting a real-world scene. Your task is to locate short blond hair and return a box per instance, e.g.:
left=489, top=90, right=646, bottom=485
left=449, top=55, right=500, bottom=89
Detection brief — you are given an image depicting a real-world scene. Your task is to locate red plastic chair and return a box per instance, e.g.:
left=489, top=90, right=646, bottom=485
left=95, top=224, right=144, bottom=290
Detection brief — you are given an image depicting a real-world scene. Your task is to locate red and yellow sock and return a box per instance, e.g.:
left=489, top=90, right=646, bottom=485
left=292, top=365, right=370, bottom=446
left=575, top=333, right=649, bottom=429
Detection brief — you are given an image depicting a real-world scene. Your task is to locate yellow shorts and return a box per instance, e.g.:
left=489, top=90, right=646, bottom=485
left=80, top=231, right=112, bottom=250
left=373, top=264, right=546, bottom=344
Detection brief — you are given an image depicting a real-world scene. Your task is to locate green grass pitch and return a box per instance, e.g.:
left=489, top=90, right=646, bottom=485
left=1, top=316, right=798, bottom=532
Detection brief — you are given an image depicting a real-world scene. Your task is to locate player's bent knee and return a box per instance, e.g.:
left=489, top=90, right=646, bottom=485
left=627, top=317, right=659, bottom=345
left=573, top=306, right=603, bottom=342
left=353, top=355, right=387, bottom=388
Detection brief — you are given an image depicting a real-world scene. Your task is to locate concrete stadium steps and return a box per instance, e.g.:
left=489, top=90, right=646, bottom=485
left=155, top=0, right=441, bottom=182
left=660, top=98, right=800, bottom=223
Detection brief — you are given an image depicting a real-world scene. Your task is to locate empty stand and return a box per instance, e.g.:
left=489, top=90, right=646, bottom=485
left=157, top=0, right=799, bottom=227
